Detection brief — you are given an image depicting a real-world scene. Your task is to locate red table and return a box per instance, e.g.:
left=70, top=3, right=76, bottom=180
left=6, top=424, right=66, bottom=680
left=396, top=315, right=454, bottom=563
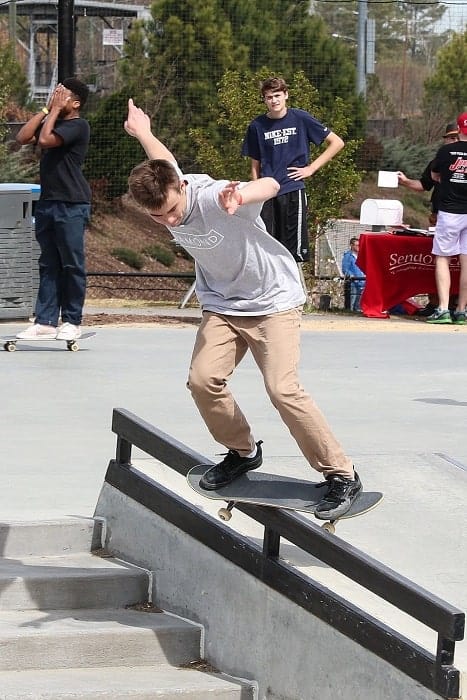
left=357, top=233, right=460, bottom=318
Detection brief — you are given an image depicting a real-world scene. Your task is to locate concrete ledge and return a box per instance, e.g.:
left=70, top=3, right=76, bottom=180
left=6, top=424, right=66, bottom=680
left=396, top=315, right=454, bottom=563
left=95, top=483, right=449, bottom=700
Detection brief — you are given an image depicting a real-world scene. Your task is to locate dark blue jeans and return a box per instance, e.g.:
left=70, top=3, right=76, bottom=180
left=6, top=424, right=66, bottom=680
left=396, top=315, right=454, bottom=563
left=34, top=201, right=90, bottom=327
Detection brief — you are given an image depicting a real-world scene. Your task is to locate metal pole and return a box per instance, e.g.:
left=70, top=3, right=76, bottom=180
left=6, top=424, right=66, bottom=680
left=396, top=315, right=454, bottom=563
left=57, top=0, right=75, bottom=81
left=357, top=0, right=367, bottom=97
left=8, top=0, right=16, bottom=54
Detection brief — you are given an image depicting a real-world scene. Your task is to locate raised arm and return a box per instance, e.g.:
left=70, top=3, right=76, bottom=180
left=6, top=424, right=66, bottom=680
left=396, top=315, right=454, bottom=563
left=16, top=84, right=70, bottom=148
left=37, top=85, right=71, bottom=149
left=219, top=177, right=279, bottom=215
left=124, top=98, right=176, bottom=162
left=287, top=131, right=344, bottom=181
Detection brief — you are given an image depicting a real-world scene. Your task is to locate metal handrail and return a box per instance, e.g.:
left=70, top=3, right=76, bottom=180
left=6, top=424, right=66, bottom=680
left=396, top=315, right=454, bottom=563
left=107, top=407, right=464, bottom=699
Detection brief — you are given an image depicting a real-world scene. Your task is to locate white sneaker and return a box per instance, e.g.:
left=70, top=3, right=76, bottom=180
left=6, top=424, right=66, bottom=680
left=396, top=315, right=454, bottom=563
left=56, top=323, right=82, bottom=341
left=16, top=323, right=57, bottom=340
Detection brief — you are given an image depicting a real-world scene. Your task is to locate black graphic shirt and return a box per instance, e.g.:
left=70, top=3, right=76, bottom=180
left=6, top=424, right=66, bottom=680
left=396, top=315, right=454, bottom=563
left=431, top=141, right=467, bottom=214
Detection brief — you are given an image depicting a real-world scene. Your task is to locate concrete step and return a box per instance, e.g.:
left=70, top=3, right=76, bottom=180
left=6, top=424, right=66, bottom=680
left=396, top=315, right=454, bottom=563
left=0, top=608, right=202, bottom=671
left=0, top=665, right=254, bottom=699
left=0, top=552, right=148, bottom=610
left=0, top=518, right=103, bottom=557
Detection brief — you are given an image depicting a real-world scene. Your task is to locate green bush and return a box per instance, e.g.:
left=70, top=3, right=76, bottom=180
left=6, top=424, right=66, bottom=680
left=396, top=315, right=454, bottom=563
left=111, top=247, right=144, bottom=270
left=141, top=244, right=175, bottom=267
left=380, top=137, right=434, bottom=178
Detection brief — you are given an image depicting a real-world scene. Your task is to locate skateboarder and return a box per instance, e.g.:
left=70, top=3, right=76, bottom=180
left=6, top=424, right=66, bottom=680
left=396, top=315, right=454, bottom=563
left=124, top=98, right=362, bottom=520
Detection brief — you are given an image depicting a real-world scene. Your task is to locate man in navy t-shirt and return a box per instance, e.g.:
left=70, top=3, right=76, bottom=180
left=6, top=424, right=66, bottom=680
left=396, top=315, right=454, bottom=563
left=241, top=76, right=344, bottom=262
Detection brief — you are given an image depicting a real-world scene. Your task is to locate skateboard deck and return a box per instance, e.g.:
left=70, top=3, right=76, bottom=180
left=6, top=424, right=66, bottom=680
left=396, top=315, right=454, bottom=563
left=187, top=465, right=383, bottom=532
left=2, top=332, right=96, bottom=352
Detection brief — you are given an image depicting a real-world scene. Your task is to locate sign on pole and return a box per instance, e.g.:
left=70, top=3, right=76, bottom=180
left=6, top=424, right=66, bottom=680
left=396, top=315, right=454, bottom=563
left=103, top=29, right=124, bottom=46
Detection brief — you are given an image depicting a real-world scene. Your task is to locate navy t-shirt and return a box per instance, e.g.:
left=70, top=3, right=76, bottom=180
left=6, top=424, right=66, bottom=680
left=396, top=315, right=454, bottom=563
left=241, top=108, right=330, bottom=196
left=39, top=117, right=91, bottom=203
left=431, top=140, right=467, bottom=214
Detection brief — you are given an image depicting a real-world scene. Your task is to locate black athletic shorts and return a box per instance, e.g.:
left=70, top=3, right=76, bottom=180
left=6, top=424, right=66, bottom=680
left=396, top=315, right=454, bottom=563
left=260, top=189, right=309, bottom=262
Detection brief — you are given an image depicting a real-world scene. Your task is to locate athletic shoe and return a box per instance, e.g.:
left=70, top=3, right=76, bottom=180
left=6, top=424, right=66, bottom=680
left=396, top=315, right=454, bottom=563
left=200, top=441, right=263, bottom=490
left=56, top=323, right=82, bottom=340
left=426, top=308, right=452, bottom=324
left=452, top=311, right=466, bottom=325
left=16, top=323, right=57, bottom=339
left=314, top=471, right=363, bottom=520
left=415, top=303, right=437, bottom=317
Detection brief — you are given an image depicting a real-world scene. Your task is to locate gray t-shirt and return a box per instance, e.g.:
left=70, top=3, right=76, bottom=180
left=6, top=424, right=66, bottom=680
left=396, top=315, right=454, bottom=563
left=168, top=173, right=305, bottom=315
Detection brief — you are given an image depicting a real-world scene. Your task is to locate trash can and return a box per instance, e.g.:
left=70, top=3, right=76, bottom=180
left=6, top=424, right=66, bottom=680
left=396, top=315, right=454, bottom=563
left=0, top=183, right=36, bottom=319
left=17, top=183, right=41, bottom=309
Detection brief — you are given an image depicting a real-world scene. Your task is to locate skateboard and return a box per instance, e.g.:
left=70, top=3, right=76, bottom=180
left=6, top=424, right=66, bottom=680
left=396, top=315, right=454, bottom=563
left=187, top=465, right=383, bottom=533
left=2, top=331, right=96, bottom=353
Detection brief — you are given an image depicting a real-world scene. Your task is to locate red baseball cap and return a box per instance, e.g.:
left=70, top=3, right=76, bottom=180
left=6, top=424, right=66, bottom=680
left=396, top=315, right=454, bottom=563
left=457, top=112, right=467, bottom=135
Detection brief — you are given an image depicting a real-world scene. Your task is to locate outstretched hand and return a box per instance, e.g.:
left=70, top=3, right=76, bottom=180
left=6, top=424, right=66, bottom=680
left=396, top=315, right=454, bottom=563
left=219, top=181, right=242, bottom=215
left=397, top=171, right=408, bottom=185
left=124, top=98, right=151, bottom=138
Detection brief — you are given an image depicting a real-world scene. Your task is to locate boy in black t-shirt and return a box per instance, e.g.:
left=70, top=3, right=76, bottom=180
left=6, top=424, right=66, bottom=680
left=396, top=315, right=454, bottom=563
left=15, top=78, right=91, bottom=341
left=427, top=113, right=467, bottom=324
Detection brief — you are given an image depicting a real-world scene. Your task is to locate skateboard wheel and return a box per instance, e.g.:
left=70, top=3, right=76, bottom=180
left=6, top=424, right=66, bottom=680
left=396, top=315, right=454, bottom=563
left=218, top=507, right=232, bottom=522
left=68, top=342, right=79, bottom=352
left=4, top=342, right=16, bottom=352
left=321, top=522, right=335, bottom=534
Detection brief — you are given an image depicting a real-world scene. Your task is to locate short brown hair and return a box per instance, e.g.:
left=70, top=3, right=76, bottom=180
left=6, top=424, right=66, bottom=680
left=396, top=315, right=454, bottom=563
left=128, top=160, right=180, bottom=209
left=260, top=76, right=288, bottom=97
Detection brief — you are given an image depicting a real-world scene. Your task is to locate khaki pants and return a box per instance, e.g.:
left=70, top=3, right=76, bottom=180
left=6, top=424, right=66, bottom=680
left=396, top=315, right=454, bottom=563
left=187, top=309, right=353, bottom=478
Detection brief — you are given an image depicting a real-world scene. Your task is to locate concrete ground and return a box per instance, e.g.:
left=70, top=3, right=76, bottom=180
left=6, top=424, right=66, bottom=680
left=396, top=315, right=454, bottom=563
left=0, top=305, right=466, bottom=683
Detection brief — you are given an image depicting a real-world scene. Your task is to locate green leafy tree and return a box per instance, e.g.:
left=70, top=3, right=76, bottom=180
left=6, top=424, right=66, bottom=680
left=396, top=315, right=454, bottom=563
left=117, top=0, right=364, bottom=172
left=84, top=91, right=146, bottom=199
left=220, top=0, right=363, bottom=129
left=119, top=0, right=248, bottom=170
left=423, top=30, right=467, bottom=117
left=0, top=48, right=38, bottom=183
left=0, top=42, right=30, bottom=107
left=191, top=70, right=362, bottom=238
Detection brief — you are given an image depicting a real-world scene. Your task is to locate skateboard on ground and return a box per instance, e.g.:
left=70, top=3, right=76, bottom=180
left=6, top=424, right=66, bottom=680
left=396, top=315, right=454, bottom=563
left=2, top=331, right=96, bottom=353
left=187, top=465, right=383, bottom=533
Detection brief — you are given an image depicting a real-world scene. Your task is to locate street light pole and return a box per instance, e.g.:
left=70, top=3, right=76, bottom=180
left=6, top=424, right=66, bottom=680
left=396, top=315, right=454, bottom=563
left=357, top=0, right=367, bottom=97
left=57, top=0, right=75, bottom=81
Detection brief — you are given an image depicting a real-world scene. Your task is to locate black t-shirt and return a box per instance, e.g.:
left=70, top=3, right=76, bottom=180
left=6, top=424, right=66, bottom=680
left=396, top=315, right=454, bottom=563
left=39, top=117, right=91, bottom=203
left=419, top=160, right=439, bottom=214
left=431, top=140, right=467, bottom=214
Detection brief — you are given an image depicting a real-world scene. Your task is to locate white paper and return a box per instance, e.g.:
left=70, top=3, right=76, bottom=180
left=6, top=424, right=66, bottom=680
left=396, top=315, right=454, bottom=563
left=377, top=170, right=399, bottom=188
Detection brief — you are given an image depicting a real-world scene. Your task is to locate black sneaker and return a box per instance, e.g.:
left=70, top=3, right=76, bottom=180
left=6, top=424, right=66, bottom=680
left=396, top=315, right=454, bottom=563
left=415, top=303, right=437, bottom=317
left=314, top=471, right=362, bottom=520
left=199, top=441, right=263, bottom=491
left=452, top=310, right=466, bottom=325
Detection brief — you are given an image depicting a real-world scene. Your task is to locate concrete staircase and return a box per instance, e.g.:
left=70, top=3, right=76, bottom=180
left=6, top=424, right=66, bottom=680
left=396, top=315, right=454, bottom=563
left=0, top=518, right=254, bottom=699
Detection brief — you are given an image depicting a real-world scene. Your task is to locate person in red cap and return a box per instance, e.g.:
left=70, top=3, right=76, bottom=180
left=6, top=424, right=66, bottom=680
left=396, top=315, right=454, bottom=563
left=398, top=122, right=459, bottom=227
left=397, top=122, right=459, bottom=316
left=426, top=113, right=467, bottom=324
